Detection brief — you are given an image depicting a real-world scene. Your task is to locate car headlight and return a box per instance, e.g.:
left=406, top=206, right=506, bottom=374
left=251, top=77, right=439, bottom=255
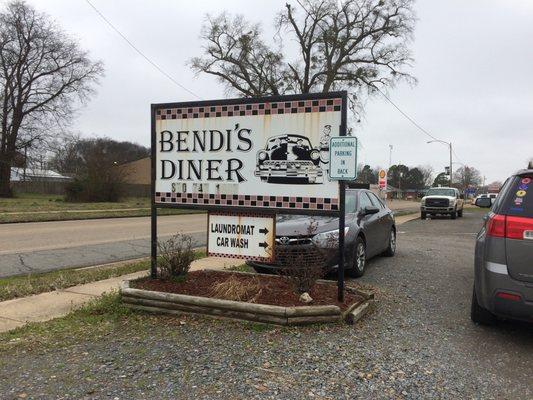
left=421, top=198, right=426, bottom=205
left=258, top=151, right=268, bottom=161
left=312, top=227, right=349, bottom=248
left=449, top=199, right=456, bottom=206
left=310, top=149, right=320, bottom=160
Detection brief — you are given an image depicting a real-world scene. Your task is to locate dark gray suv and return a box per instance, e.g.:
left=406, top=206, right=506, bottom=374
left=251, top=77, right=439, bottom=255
left=247, top=189, right=396, bottom=277
left=471, top=168, right=533, bottom=324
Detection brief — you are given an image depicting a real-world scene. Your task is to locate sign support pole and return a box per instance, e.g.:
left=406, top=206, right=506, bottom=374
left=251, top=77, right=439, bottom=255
left=337, top=92, right=348, bottom=302
left=338, top=180, right=346, bottom=302
left=150, top=105, right=158, bottom=279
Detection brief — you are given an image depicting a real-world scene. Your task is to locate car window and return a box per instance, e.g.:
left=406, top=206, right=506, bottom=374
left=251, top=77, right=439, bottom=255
left=367, top=192, right=384, bottom=209
left=499, top=175, right=533, bottom=218
left=492, top=177, right=513, bottom=211
left=345, top=193, right=357, bottom=213
left=358, top=192, right=374, bottom=211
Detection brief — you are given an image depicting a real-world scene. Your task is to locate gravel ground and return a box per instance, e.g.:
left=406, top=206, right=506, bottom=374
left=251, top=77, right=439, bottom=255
left=1, top=210, right=532, bottom=399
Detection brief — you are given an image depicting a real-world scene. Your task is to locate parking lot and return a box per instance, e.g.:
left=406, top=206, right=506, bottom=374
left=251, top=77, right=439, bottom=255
left=1, top=209, right=532, bottom=399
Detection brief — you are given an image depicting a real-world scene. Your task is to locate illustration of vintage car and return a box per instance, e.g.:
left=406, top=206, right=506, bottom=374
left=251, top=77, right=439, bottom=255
left=254, top=134, right=324, bottom=184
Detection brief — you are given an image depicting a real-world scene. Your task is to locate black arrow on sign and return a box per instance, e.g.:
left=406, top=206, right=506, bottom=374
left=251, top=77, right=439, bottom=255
left=259, top=242, right=269, bottom=249
left=259, top=228, right=269, bottom=235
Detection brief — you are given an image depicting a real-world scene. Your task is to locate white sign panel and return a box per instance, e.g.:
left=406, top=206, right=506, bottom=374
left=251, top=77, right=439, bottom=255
left=329, top=136, right=358, bottom=180
left=208, top=213, right=275, bottom=262
left=153, top=94, right=345, bottom=213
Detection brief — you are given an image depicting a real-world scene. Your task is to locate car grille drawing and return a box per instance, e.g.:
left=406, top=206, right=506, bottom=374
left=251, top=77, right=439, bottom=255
left=254, top=133, right=328, bottom=184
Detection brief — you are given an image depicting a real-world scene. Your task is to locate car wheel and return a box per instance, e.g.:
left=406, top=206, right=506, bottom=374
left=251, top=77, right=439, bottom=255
left=458, top=208, right=463, bottom=217
left=383, top=228, right=396, bottom=257
left=450, top=209, right=457, bottom=219
left=347, top=236, right=366, bottom=278
left=421, top=211, right=426, bottom=220
left=471, top=287, right=496, bottom=325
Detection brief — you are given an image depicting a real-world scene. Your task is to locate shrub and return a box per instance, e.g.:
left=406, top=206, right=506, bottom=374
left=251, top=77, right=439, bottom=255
left=276, top=220, right=329, bottom=294
left=157, top=233, right=195, bottom=279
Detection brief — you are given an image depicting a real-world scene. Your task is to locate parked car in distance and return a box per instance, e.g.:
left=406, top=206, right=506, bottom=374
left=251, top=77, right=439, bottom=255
left=420, top=187, right=464, bottom=220
left=246, top=189, right=396, bottom=277
left=471, top=168, right=533, bottom=324
left=473, top=193, right=498, bottom=206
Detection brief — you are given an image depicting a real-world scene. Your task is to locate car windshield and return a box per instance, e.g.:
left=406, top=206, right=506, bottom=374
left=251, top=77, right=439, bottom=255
left=426, top=188, right=455, bottom=197
left=266, top=136, right=311, bottom=151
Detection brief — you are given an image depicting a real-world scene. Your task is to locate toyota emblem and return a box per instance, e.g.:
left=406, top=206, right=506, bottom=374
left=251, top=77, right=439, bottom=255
left=279, top=236, right=290, bottom=245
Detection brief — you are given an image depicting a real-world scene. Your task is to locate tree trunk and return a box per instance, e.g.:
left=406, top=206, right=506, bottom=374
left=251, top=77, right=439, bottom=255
left=0, top=161, right=13, bottom=198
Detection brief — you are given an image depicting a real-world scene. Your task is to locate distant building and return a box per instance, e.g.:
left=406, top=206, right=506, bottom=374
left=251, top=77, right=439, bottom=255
left=10, top=168, right=72, bottom=182
left=117, top=157, right=150, bottom=185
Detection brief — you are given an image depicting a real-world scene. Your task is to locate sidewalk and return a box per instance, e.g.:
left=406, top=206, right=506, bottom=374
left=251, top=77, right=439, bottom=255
left=0, top=256, right=241, bottom=333
left=0, top=213, right=419, bottom=333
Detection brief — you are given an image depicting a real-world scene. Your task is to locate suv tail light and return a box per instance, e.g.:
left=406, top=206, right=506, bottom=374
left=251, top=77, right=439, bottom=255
left=487, top=213, right=533, bottom=239
left=486, top=213, right=506, bottom=237
left=506, top=216, right=533, bottom=240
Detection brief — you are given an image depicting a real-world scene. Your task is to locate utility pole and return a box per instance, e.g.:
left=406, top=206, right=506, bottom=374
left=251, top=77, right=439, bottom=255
left=449, top=142, right=453, bottom=187
left=428, top=140, right=453, bottom=187
left=389, top=144, right=393, bottom=167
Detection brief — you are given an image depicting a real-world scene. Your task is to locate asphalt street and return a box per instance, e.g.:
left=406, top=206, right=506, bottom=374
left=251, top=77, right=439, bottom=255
left=2, top=209, right=532, bottom=399
left=0, top=214, right=207, bottom=277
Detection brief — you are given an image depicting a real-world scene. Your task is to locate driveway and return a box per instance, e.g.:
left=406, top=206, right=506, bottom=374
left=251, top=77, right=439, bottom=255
left=1, top=209, right=531, bottom=399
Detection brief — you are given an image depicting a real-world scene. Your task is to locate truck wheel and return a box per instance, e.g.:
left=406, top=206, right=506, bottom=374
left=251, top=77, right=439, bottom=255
left=458, top=208, right=463, bottom=217
left=421, top=211, right=427, bottom=220
left=450, top=209, right=457, bottom=219
left=347, top=237, right=366, bottom=278
left=471, top=287, right=496, bottom=325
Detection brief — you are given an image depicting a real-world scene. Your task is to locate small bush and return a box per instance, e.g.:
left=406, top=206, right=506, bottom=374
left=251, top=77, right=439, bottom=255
left=158, top=233, right=195, bottom=279
left=276, top=220, right=329, bottom=294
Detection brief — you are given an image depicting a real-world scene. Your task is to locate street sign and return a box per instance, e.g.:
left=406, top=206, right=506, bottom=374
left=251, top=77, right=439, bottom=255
left=328, top=136, right=357, bottom=180
left=378, top=169, right=387, bottom=189
left=207, top=213, right=275, bottom=262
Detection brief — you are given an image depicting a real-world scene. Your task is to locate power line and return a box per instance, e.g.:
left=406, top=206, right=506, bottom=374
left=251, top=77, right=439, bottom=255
left=371, top=85, right=440, bottom=142
left=85, top=0, right=202, bottom=100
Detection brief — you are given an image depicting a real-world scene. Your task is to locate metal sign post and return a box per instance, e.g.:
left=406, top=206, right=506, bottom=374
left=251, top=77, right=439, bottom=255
left=337, top=94, right=348, bottom=302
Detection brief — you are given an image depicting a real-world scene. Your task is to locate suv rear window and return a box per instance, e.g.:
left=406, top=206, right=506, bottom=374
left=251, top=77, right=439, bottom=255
left=500, top=175, right=533, bottom=217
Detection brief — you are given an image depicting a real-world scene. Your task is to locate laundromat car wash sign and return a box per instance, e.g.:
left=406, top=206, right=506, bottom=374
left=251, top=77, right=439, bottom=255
left=152, top=92, right=347, bottom=261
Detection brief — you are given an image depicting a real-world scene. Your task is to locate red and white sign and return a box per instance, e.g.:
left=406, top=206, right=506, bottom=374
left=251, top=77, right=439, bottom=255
left=378, top=169, right=387, bottom=190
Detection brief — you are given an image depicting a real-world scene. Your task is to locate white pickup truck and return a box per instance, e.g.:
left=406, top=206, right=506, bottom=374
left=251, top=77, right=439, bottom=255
left=420, top=187, right=464, bottom=220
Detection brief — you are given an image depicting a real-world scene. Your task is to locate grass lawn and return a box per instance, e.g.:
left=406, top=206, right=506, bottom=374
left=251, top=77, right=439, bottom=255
left=0, top=193, right=201, bottom=223
left=0, top=250, right=205, bottom=302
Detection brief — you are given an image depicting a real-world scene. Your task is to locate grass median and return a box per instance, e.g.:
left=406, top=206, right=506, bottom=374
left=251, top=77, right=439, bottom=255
left=0, top=250, right=206, bottom=302
left=0, top=193, right=202, bottom=223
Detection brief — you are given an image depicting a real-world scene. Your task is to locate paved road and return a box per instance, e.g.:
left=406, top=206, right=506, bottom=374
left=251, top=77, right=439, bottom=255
left=0, top=201, right=420, bottom=277
left=2, top=209, right=532, bottom=399
left=0, top=214, right=207, bottom=277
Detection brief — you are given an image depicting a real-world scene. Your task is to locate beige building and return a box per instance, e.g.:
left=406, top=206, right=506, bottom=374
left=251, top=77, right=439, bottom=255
left=118, top=157, right=150, bottom=185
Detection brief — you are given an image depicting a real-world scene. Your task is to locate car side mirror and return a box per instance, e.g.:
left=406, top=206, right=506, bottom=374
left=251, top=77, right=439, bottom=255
left=475, top=197, right=492, bottom=208
left=363, top=205, right=380, bottom=215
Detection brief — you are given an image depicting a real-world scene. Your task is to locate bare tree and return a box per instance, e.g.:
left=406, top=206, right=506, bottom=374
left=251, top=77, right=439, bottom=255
left=453, top=166, right=482, bottom=190
left=191, top=0, right=415, bottom=100
left=0, top=1, right=103, bottom=197
left=418, top=164, right=434, bottom=187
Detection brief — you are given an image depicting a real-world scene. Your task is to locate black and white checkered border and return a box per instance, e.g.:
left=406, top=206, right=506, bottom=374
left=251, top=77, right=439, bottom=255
left=206, top=252, right=272, bottom=262
left=155, top=98, right=342, bottom=120
left=155, top=192, right=339, bottom=211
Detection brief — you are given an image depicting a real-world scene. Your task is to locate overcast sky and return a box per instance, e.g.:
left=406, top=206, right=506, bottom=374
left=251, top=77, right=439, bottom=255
left=25, top=0, right=533, bottom=183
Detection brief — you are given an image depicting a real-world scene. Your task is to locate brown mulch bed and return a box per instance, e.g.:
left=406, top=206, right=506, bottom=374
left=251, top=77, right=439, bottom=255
left=131, top=270, right=363, bottom=310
